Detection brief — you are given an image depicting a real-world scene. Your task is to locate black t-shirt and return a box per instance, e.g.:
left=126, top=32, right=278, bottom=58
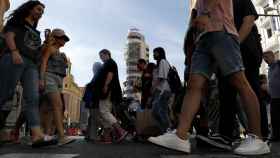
left=3, top=22, right=41, bottom=62
left=99, top=58, right=122, bottom=103
left=233, top=0, right=263, bottom=67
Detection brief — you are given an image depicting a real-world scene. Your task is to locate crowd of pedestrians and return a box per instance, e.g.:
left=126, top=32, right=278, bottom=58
left=0, top=1, right=74, bottom=147
left=0, top=0, right=280, bottom=156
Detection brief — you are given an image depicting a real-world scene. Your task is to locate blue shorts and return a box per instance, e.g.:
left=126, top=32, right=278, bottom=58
left=191, top=32, right=245, bottom=79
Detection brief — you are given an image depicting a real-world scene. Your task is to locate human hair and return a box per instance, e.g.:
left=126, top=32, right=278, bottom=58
left=5, top=0, right=45, bottom=28
left=99, top=49, right=111, bottom=58
left=138, top=58, right=146, bottom=65
left=153, top=47, right=166, bottom=61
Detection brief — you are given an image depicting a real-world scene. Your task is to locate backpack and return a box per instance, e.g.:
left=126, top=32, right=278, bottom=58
left=167, top=65, right=182, bottom=94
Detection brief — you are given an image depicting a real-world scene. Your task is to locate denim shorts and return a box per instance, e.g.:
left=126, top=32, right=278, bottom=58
left=44, top=72, right=63, bottom=94
left=191, top=32, right=245, bottom=79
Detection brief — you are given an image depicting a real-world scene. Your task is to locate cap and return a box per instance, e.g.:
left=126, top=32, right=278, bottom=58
left=51, top=28, right=70, bottom=42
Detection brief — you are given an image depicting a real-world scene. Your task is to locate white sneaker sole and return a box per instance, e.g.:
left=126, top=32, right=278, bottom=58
left=234, top=146, right=271, bottom=155
left=148, top=137, right=190, bottom=153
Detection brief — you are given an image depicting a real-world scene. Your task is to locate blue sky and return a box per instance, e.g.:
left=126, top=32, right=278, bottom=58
left=8, top=0, right=190, bottom=86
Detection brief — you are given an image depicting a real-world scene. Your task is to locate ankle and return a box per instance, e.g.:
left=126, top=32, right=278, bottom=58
left=176, top=130, right=188, bottom=140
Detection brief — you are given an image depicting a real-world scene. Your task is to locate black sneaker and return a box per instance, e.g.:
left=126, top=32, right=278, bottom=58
left=196, top=133, right=232, bottom=150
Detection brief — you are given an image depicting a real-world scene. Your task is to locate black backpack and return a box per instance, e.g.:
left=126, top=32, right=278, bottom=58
left=167, top=65, right=182, bottom=94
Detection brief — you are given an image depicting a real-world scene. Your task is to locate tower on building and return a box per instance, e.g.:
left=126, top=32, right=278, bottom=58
left=123, top=28, right=149, bottom=100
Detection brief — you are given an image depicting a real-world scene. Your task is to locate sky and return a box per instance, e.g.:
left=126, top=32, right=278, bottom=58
left=8, top=0, right=190, bottom=87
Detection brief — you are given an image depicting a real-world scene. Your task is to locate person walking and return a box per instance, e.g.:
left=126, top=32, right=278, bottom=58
left=148, top=0, right=270, bottom=155
left=39, top=28, right=75, bottom=146
left=0, top=1, right=56, bottom=147
left=151, top=47, right=173, bottom=134
left=98, top=49, right=127, bottom=144
left=263, top=51, right=280, bottom=141
left=217, top=0, right=269, bottom=142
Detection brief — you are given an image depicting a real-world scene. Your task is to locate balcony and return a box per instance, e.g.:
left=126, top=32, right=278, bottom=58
left=264, top=34, right=280, bottom=51
left=260, top=17, right=272, bottom=28
left=255, top=0, right=269, bottom=7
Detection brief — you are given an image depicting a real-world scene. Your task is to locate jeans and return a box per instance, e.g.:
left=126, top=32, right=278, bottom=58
left=0, top=54, right=40, bottom=128
left=271, top=98, right=280, bottom=138
left=152, top=89, right=172, bottom=133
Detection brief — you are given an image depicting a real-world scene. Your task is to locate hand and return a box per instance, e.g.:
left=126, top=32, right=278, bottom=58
left=11, top=50, right=23, bottom=65
left=39, top=79, right=45, bottom=91
left=193, top=15, right=210, bottom=32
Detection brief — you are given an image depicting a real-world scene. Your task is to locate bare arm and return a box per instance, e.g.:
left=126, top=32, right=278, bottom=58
left=5, top=32, right=17, bottom=51
left=5, top=32, right=23, bottom=65
left=104, top=72, right=113, bottom=88
left=238, top=15, right=256, bottom=43
left=40, top=45, right=56, bottom=80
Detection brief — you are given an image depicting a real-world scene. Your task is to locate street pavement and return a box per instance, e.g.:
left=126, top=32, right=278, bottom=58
left=0, top=136, right=279, bottom=158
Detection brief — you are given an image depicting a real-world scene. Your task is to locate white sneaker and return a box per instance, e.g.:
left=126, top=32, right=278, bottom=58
left=234, top=134, right=270, bottom=155
left=148, top=132, right=190, bottom=153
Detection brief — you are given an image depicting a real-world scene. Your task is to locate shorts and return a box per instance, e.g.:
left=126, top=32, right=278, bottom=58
left=191, top=32, right=245, bottom=79
left=44, top=72, right=63, bottom=94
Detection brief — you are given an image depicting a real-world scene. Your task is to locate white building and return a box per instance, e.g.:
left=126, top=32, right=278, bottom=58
left=253, top=0, right=280, bottom=74
left=124, top=28, right=149, bottom=100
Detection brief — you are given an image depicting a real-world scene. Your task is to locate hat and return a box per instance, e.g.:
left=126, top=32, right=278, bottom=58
left=51, top=28, right=70, bottom=42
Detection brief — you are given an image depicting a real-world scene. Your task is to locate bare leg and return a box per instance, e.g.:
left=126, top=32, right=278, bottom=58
left=176, top=74, right=208, bottom=140
left=47, top=92, right=65, bottom=138
left=40, top=99, right=53, bottom=134
left=229, top=71, right=262, bottom=137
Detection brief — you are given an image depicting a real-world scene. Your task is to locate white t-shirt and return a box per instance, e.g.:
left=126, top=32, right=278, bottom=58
left=156, top=59, right=171, bottom=92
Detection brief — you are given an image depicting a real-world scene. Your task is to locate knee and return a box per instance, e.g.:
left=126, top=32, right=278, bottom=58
left=187, top=81, right=205, bottom=92
left=229, top=72, right=250, bottom=91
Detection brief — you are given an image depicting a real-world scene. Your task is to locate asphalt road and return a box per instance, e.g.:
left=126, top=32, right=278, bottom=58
left=0, top=137, right=279, bottom=158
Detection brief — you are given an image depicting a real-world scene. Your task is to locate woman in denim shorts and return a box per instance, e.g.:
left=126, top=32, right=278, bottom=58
left=39, top=28, right=75, bottom=146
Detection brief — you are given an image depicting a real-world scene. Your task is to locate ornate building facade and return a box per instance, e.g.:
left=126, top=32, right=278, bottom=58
left=62, top=59, right=83, bottom=126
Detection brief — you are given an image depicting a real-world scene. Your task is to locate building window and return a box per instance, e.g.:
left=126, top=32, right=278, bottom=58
left=267, top=28, right=273, bottom=38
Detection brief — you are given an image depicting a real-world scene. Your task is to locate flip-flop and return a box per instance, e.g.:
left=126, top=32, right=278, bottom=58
left=31, top=138, right=58, bottom=148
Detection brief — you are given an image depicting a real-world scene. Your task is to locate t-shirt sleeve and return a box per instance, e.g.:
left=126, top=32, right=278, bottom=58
left=242, top=0, right=259, bottom=20
left=3, top=25, right=19, bottom=34
left=158, top=60, right=170, bottom=79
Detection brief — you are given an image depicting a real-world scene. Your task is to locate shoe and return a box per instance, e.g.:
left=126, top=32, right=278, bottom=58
left=10, top=130, right=20, bottom=144
left=99, top=129, right=113, bottom=144
left=58, top=137, right=75, bottom=146
left=148, top=132, right=190, bottom=153
left=113, top=125, right=128, bottom=143
left=234, top=134, right=270, bottom=155
left=196, top=133, right=232, bottom=150
left=31, top=136, right=58, bottom=148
